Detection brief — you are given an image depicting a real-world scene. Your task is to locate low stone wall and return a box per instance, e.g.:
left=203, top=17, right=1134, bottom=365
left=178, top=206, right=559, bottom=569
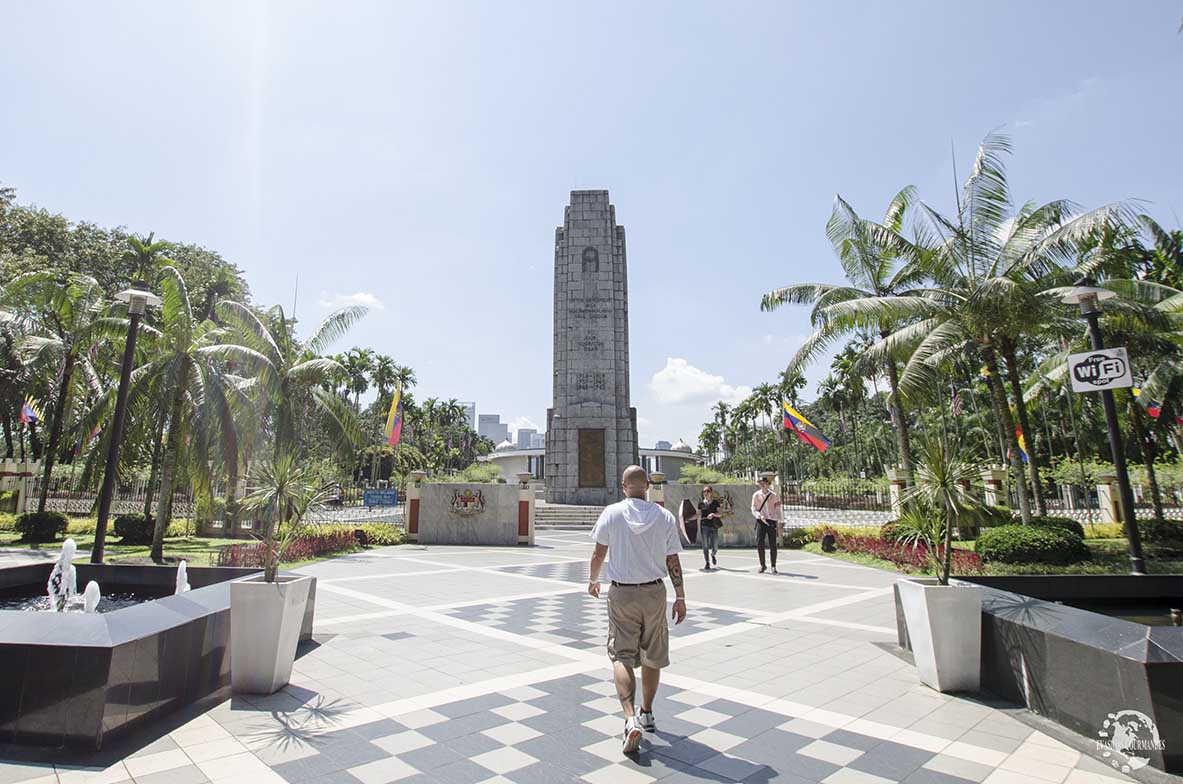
left=664, top=483, right=762, bottom=548
left=418, top=483, right=521, bottom=546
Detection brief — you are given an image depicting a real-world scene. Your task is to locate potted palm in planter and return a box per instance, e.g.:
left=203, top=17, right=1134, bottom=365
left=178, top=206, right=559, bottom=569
left=231, top=454, right=329, bottom=694
left=895, top=435, right=984, bottom=693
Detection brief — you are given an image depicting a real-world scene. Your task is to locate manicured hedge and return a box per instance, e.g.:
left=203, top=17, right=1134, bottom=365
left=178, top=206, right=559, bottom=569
left=975, top=524, right=1089, bottom=565
left=15, top=511, right=68, bottom=543
left=1141, top=521, right=1183, bottom=553
left=114, top=514, right=154, bottom=544
left=1029, top=515, right=1086, bottom=539
left=816, top=526, right=983, bottom=574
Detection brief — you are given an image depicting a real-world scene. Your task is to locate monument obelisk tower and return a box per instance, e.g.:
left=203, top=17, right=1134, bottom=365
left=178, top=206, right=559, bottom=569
left=545, top=190, right=639, bottom=505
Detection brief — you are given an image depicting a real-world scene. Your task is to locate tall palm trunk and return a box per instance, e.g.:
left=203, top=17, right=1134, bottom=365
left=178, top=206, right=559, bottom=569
left=222, top=419, right=240, bottom=537
left=1129, top=403, right=1165, bottom=523
left=882, top=343, right=913, bottom=471
left=2, top=411, right=13, bottom=458
left=143, top=407, right=167, bottom=520
left=981, top=340, right=1032, bottom=523
left=1000, top=337, right=1046, bottom=516
left=151, top=358, right=191, bottom=562
left=37, top=350, right=76, bottom=513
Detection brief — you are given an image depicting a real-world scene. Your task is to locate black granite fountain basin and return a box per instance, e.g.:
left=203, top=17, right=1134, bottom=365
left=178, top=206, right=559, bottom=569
left=0, top=563, right=316, bottom=750
left=893, top=575, right=1183, bottom=774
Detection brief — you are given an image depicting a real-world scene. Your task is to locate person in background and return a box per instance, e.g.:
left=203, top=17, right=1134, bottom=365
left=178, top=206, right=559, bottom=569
left=750, top=476, right=782, bottom=574
left=697, top=486, right=722, bottom=570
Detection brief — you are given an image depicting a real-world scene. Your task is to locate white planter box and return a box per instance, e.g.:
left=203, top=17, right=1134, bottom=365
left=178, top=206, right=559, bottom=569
left=896, top=577, right=982, bottom=693
left=230, top=574, right=313, bottom=695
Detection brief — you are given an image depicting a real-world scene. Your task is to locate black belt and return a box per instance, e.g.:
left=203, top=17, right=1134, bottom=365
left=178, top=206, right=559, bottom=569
left=611, top=579, right=662, bottom=587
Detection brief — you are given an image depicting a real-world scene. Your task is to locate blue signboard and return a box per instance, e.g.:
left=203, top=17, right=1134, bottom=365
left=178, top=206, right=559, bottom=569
left=363, top=488, right=400, bottom=507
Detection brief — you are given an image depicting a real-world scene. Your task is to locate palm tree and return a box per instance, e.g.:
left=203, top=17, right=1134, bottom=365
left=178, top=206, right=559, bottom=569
left=372, top=354, right=397, bottom=399
left=869, top=132, right=1133, bottom=523
left=134, top=267, right=266, bottom=561
left=342, top=347, right=374, bottom=414
left=216, top=301, right=367, bottom=462
left=762, top=187, right=921, bottom=471
left=711, top=401, right=731, bottom=459
left=4, top=271, right=105, bottom=512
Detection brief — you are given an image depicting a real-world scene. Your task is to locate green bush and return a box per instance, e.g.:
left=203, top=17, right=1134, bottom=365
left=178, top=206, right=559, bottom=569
left=782, top=528, right=812, bottom=549
left=1141, top=522, right=1183, bottom=553
left=879, top=521, right=905, bottom=543
left=354, top=524, right=405, bottom=547
left=15, top=511, right=68, bottom=543
left=976, top=524, right=1089, bottom=565
left=0, top=510, right=16, bottom=531
left=676, top=465, right=748, bottom=485
left=0, top=490, right=16, bottom=514
left=1029, top=515, right=1086, bottom=539
left=114, top=514, right=154, bottom=544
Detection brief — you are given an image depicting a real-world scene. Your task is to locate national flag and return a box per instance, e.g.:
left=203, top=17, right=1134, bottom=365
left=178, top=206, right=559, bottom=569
left=783, top=401, right=830, bottom=453
left=1148, top=401, right=1162, bottom=419
left=384, top=384, right=404, bottom=448
left=1014, top=425, right=1029, bottom=464
left=20, top=396, right=42, bottom=424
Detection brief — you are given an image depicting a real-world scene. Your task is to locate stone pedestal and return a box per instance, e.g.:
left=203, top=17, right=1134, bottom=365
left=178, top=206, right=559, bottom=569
left=886, top=467, right=912, bottom=519
left=647, top=472, right=665, bottom=507
left=517, top=473, right=535, bottom=545
left=1096, top=472, right=1120, bottom=524
left=981, top=467, right=1008, bottom=508
left=406, top=470, right=426, bottom=543
left=545, top=191, right=639, bottom=505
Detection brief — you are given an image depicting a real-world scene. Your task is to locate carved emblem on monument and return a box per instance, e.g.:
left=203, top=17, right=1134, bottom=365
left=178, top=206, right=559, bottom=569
left=449, top=489, right=485, bottom=516
left=581, top=246, right=599, bottom=273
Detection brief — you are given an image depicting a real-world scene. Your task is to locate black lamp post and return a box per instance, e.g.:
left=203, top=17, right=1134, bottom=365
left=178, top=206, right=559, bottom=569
left=92, top=281, right=161, bottom=564
left=1060, top=281, right=1146, bottom=574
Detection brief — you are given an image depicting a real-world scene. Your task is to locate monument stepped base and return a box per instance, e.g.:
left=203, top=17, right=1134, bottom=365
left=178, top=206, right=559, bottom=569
left=535, top=502, right=603, bottom=530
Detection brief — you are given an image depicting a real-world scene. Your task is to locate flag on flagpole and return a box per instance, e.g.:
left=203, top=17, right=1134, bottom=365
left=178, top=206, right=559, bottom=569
left=384, top=385, right=404, bottom=448
left=1014, top=425, right=1029, bottom=464
left=20, top=396, right=42, bottom=424
left=1148, top=401, right=1163, bottom=418
left=783, top=401, right=830, bottom=453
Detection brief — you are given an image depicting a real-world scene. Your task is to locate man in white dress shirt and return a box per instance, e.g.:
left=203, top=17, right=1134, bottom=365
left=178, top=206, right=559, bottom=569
left=588, top=465, right=686, bottom=754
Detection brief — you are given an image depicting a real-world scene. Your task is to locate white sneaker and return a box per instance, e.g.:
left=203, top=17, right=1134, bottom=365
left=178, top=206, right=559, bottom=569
left=622, top=716, right=643, bottom=753
left=637, top=710, right=656, bottom=732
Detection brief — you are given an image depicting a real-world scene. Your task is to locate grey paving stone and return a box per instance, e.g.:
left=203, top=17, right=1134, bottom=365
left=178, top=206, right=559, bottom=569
left=345, top=719, right=405, bottom=741
left=316, top=738, right=389, bottom=768
left=273, top=752, right=347, bottom=782
left=848, top=740, right=934, bottom=780
left=655, top=737, right=723, bottom=766
left=698, top=753, right=773, bottom=781
left=398, top=740, right=465, bottom=771
left=127, top=734, right=180, bottom=757
left=902, top=768, right=978, bottom=784
left=713, top=708, right=790, bottom=739
left=512, top=735, right=606, bottom=775
left=444, top=730, right=502, bottom=758
left=502, top=761, right=587, bottom=783
left=824, top=728, right=885, bottom=752
left=425, top=758, right=493, bottom=783
left=729, top=729, right=815, bottom=766
left=132, top=764, right=211, bottom=784
left=435, top=693, right=515, bottom=718
left=419, top=710, right=506, bottom=741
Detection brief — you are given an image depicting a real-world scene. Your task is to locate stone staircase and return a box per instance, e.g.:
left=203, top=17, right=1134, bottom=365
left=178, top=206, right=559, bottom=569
left=535, top=503, right=604, bottom=530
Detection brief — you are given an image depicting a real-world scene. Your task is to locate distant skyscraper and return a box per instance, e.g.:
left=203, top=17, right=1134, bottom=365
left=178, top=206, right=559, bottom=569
left=530, top=432, right=546, bottom=449
left=516, top=428, right=537, bottom=448
left=459, top=401, right=476, bottom=430
left=655, top=440, right=672, bottom=450
left=478, top=414, right=509, bottom=445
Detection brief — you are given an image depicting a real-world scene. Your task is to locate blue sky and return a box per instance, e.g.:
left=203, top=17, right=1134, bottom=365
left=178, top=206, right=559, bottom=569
left=2, top=2, right=1181, bottom=447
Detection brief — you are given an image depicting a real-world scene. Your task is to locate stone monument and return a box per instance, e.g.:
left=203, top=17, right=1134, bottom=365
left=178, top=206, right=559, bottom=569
left=545, top=190, right=639, bottom=505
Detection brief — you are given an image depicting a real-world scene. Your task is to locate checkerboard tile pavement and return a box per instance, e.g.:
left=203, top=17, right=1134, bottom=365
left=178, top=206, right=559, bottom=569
left=440, top=592, right=756, bottom=650
left=494, top=560, right=592, bottom=584
left=206, top=672, right=1036, bottom=784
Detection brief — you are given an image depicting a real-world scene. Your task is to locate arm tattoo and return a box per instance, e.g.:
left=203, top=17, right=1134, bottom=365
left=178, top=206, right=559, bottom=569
left=666, top=554, right=684, bottom=590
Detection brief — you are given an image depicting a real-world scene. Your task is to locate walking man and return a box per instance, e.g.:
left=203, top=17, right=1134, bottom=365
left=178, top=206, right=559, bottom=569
left=750, top=476, right=782, bottom=574
left=589, top=465, right=686, bottom=754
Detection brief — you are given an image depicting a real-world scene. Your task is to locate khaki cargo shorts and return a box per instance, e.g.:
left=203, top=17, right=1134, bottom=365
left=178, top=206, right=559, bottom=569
left=606, top=581, right=669, bottom=669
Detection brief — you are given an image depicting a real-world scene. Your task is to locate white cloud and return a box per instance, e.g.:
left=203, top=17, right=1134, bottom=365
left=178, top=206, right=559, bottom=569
left=509, top=416, right=541, bottom=434
left=317, top=291, right=385, bottom=310
left=648, top=358, right=752, bottom=406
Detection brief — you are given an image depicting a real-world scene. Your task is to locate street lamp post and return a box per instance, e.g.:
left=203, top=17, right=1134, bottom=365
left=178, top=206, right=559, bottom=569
left=1061, top=282, right=1146, bottom=574
left=92, top=281, right=161, bottom=564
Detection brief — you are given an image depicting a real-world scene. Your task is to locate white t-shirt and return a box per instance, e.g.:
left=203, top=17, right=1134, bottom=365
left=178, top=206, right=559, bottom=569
left=590, top=498, right=683, bottom=584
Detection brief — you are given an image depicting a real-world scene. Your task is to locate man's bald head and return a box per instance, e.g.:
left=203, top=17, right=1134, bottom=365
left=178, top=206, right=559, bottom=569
left=621, top=465, right=649, bottom=499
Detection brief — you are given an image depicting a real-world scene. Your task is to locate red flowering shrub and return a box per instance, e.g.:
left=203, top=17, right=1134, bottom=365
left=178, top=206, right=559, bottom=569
left=214, top=528, right=358, bottom=567
left=813, top=526, right=983, bottom=575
